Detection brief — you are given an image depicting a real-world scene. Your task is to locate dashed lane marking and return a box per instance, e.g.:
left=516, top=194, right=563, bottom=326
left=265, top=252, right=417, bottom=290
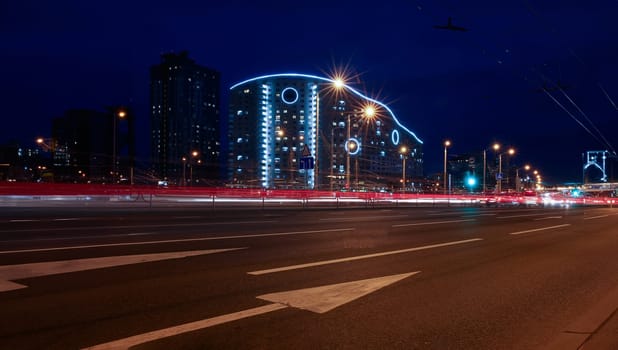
left=248, top=238, right=482, bottom=275
left=508, top=224, right=571, bottom=235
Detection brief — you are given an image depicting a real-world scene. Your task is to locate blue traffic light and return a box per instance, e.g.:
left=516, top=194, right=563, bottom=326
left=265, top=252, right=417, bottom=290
left=466, top=176, right=477, bottom=188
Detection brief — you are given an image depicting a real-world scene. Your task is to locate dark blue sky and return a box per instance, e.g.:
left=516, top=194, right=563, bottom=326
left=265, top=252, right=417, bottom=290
left=2, top=0, right=617, bottom=183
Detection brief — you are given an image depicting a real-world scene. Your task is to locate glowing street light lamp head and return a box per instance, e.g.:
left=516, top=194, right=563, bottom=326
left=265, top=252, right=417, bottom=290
left=363, top=105, right=376, bottom=118
left=444, top=140, right=451, bottom=148
left=36, top=138, right=44, bottom=144
left=524, top=164, right=531, bottom=171
left=117, top=110, right=126, bottom=118
left=508, top=148, right=515, bottom=156
left=333, top=77, right=345, bottom=90
left=400, top=146, right=408, bottom=154
left=493, top=143, right=500, bottom=151
left=191, top=151, right=199, bottom=157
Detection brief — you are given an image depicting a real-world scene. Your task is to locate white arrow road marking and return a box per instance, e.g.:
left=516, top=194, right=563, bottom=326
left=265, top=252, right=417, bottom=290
left=248, top=238, right=482, bottom=275
left=0, top=248, right=245, bottom=292
left=257, top=271, right=420, bottom=313
left=83, top=271, right=420, bottom=350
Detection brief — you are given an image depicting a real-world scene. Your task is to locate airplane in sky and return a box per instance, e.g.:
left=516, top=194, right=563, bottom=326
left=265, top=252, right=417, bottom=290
left=434, top=17, right=467, bottom=32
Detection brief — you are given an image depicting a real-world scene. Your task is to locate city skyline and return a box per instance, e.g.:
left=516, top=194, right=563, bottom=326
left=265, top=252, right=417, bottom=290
left=2, top=1, right=618, bottom=183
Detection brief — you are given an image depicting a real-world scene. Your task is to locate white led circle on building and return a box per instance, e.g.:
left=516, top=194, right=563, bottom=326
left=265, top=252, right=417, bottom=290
left=391, top=129, right=400, bottom=145
left=281, top=87, right=299, bottom=104
left=345, top=138, right=361, bottom=155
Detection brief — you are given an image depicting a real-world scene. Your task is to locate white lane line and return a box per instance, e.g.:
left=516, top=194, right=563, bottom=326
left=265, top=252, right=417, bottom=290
left=53, top=218, right=80, bottom=221
left=321, top=215, right=408, bottom=222
left=0, top=228, right=354, bottom=255
left=509, top=224, right=571, bottom=235
left=248, top=238, right=483, bottom=275
left=497, top=213, right=548, bottom=219
left=461, top=214, right=497, bottom=217
left=584, top=214, right=609, bottom=220
left=83, top=303, right=287, bottom=350
left=9, top=219, right=39, bottom=223
left=392, top=219, right=475, bottom=227
left=127, top=232, right=155, bottom=236
left=533, top=216, right=563, bottom=221
left=0, top=220, right=279, bottom=234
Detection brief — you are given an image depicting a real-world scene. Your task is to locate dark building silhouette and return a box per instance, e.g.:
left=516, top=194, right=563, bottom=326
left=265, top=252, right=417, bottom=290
left=51, top=108, right=134, bottom=183
left=52, top=109, right=111, bottom=182
left=150, top=51, right=221, bottom=185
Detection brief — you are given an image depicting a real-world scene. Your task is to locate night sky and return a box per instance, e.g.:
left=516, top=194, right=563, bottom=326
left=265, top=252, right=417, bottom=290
left=2, top=0, right=617, bottom=183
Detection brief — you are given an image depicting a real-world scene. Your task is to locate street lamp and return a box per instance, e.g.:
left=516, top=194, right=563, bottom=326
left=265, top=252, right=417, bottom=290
left=515, top=164, right=531, bottom=192
left=400, top=146, right=408, bottom=193
left=189, top=150, right=199, bottom=186
left=112, top=109, right=126, bottom=183
left=482, top=143, right=501, bottom=193
left=181, top=156, right=187, bottom=186
left=443, top=140, right=451, bottom=195
left=342, top=106, right=374, bottom=190
left=497, top=147, right=515, bottom=193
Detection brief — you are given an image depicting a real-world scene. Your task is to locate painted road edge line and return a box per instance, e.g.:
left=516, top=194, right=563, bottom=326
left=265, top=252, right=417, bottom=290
left=392, top=219, right=475, bottom=227
left=508, top=224, right=571, bottom=235
left=248, top=238, right=482, bottom=275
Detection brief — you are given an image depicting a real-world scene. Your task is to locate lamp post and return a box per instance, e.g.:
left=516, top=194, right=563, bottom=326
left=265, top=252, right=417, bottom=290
left=346, top=113, right=351, bottom=190
left=330, top=126, right=343, bottom=191
left=400, top=146, right=407, bottom=193
left=443, top=140, right=451, bottom=195
left=342, top=106, right=375, bottom=191
left=497, top=148, right=515, bottom=193
left=483, top=143, right=500, bottom=193
left=515, top=164, right=531, bottom=192
left=181, top=157, right=187, bottom=186
left=189, top=150, right=199, bottom=186
left=112, top=109, right=126, bottom=184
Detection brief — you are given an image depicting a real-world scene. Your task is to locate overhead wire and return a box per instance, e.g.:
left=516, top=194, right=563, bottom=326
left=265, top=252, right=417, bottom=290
left=523, top=0, right=617, bottom=154
left=416, top=0, right=616, bottom=154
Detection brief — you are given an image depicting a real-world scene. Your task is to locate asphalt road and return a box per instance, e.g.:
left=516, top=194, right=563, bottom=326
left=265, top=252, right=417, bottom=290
left=0, top=205, right=617, bottom=349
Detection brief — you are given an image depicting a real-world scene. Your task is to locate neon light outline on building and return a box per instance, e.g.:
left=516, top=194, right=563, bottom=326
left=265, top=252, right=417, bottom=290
left=230, top=73, right=423, bottom=145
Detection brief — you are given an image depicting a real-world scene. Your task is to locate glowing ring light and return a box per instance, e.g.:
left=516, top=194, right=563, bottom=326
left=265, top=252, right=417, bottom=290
left=281, top=87, right=299, bottom=104
left=345, top=138, right=361, bottom=155
left=391, top=129, right=400, bottom=145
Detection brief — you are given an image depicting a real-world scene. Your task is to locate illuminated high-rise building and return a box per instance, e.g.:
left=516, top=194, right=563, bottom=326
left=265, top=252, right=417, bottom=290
left=150, top=51, right=221, bottom=185
left=228, top=73, right=423, bottom=191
